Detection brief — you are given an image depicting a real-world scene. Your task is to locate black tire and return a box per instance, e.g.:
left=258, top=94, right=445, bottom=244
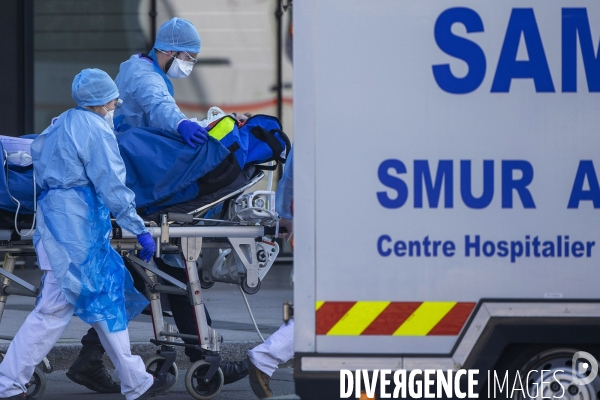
left=26, top=366, right=46, bottom=398
left=185, top=360, right=224, bottom=400
left=144, top=355, right=179, bottom=395
left=515, top=348, right=600, bottom=400
left=0, top=353, right=46, bottom=398
left=485, top=346, right=600, bottom=400
left=241, top=276, right=261, bottom=295
left=200, top=279, right=215, bottom=289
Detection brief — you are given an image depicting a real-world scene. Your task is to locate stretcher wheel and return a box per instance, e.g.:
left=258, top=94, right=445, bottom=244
left=241, top=276, right=261, bottom=295
left=0, top=354, right=46, bottom=398
left=200, top=280, right=214, bottom=289
left=184, top=360, right=224, bottom=399
left=26, top=366, right=47, bottom=398
left=144, top=355, right=178, bottom=394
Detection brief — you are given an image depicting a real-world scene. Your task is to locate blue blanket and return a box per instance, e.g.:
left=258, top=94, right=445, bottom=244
left=0, top=115, right=289, bottom=216
left=117, top=127, right=232, bottom=209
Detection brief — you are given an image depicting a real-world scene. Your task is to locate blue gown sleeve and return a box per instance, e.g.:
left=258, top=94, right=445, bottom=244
left=81, top=123, right=148, bottom=235
left=133, top=74, right=186, bottom=133
left=276, top=146, right=294, bottom=219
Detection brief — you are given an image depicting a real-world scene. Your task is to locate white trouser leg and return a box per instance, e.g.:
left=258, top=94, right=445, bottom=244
left=0, top=271, right=74, bottom=397
left=91, top=320, right=153, bottom=400
left=248, top=319, right=294, bottom=377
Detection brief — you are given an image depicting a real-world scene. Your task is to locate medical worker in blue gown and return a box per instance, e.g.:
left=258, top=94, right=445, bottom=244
left=0, top=69, right=173, bottom=400
left=114, top=17, right=208, bottom=149
left=65, top=18, right=248, bottom=392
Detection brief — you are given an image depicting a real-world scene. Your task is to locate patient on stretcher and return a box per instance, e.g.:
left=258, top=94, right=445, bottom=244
left=0, top=109, right=289, bottom=230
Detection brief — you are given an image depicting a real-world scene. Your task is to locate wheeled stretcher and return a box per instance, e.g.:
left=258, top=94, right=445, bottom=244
left=0, top=169, right=282, bottom=399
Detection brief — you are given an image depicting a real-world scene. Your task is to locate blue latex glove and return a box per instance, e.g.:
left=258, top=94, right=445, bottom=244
left=113, top=115, right=131, bottom=133
left=177, top=120, right=208, bottom=148
left=137, top=232, right=156, bottom=262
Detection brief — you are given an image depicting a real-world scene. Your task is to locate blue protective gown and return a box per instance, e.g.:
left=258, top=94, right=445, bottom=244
left=114, top=50, right=186, bottom=134
left=31, top=107, right=149, bottom=332
left=276, top=146, right=293, bottom=219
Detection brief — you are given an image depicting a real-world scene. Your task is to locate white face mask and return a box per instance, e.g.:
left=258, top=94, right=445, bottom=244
left=167, top=57, right=194, bottom=78
left=102, top=106, right=114, bottom=130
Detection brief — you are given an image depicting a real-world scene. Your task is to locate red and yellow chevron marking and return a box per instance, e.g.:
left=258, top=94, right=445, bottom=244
left=316, top=301, right=475, bottom=336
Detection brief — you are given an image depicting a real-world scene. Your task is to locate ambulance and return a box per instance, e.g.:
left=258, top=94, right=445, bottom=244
left=292, top=1, right=600, bottom=398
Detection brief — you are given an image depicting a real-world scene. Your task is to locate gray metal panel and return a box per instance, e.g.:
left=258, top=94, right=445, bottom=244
left=316, top=336, right=456, bottom=355
left=485, top=302, right=600, bottom=317
left=302, top=357, right=403, bottom=372
left=402, top=357, right=456, bottom=371
left=301, top=356, right=456, bottom=372
left=294, top=0, right=318, bottom=354
left=451, top=302, right=600, bottom=367
left=452, top=305, right=491, bottom=367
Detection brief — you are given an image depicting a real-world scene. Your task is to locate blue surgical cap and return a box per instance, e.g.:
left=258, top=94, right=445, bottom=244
left=155, top=17, right=201, bottom=53
left=72, top=69, right=119, bottom=107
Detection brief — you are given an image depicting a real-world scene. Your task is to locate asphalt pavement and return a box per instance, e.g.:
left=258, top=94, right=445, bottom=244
left=40, top=367, right=294, bottom=399
left=0, top=260, right=295, bottom=399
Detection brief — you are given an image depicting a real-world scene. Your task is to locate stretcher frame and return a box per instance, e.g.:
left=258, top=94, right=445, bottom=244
left=0, top=170, right=280, bottom=399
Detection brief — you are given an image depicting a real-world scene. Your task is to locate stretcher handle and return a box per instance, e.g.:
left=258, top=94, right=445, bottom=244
left=167, top=212, right=194, bottom=223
